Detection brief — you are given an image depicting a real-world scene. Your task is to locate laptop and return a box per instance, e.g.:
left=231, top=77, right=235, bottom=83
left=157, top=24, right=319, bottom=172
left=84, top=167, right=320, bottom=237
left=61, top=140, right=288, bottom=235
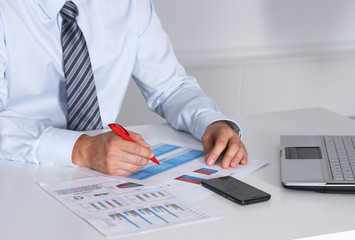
left=280, top=135, right=355, bottom=192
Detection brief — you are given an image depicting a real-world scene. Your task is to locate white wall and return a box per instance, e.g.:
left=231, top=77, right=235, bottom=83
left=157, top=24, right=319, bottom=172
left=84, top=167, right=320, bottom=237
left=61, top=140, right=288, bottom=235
left=117, top=0, right=355, bottom=126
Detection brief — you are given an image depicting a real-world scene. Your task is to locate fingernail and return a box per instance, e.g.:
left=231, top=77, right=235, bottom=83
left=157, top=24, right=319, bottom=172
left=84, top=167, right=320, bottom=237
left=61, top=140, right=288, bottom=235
left=150, top=152, right=154, bottom=158
left=207, top=158, right=214, bottom=166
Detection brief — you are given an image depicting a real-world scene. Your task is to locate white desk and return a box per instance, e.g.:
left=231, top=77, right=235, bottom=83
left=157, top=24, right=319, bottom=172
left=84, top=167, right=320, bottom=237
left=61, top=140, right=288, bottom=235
left=1, top=108, right=355, bottom=240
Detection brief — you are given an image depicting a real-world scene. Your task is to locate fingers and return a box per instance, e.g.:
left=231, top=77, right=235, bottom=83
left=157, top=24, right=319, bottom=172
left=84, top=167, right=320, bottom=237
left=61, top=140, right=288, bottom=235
left=129, top=131, right=151, bottom=148
left=205, top=137, right=247, bottom=169
left=201, top=132, right=215, bottom=166
left=102, top=134, right=152, bottom=175
left=114, top=136, right=153, bottom=159
left=72, top=131, right=154, bottom=176
left=204, top=137, right=228, bottom=166
left=201, top=121, right=248, bottom=169
left=103, top=150, right=150, bottom=175
left=101, top=149, right=150, bottom=176
left=221, top=139, right=248, bottom=169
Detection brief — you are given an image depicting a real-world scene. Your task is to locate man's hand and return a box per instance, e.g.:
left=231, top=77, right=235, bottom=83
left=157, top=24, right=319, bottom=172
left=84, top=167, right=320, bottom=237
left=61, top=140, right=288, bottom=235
left=201, top=121, right=248, bottom=169
left=72, top=131, right=154, bottom=175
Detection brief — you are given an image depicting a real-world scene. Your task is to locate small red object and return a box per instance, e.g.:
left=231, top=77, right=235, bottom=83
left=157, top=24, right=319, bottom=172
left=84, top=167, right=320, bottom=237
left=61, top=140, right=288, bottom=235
left=108, top=123, right=160, bottom=165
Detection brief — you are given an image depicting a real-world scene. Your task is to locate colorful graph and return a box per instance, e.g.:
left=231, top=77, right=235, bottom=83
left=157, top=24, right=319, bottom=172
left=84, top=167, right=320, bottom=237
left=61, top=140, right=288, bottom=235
left=152, top=144, right=181, bottom=157
left=124, top=190, right=173, bottom=204
left=81, top=198, right=127, bottom=212
left=194, top=168, right=218, bottom=175
left=175, top=175, right=205, bottom=184
left=107, top=202, right=191, bottom=229
left=127, top=148, right=204, bottom=180
left=116, top=182, right=143, bottom=189
left=73, top=196, right=84, bottom=200
left=93, top=192, right=109, bottom=197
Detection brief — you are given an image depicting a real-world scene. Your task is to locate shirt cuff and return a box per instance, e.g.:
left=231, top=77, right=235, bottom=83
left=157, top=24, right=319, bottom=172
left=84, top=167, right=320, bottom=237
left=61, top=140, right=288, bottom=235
left=37, top=127, right=83, bottom=166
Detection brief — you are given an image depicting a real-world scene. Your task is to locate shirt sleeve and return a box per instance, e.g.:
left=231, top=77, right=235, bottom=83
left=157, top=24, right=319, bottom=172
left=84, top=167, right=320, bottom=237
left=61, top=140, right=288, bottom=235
left=0, top=16, right=82, bottom=166
left=132, top=0, right=242, bottom=140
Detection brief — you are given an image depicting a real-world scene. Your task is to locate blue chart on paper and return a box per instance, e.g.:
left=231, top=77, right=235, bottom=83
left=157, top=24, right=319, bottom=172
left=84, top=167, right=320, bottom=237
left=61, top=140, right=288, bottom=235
left=127, top=144, right=204, bottom=180
left=153, top=144, right=181, bottom=158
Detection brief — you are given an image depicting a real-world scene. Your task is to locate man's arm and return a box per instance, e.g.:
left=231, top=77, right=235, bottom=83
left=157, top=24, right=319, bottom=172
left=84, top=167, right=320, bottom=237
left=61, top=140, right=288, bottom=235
left=132, top=0, right=248, bottom=168
left=0, top=14, right=83, bottom=166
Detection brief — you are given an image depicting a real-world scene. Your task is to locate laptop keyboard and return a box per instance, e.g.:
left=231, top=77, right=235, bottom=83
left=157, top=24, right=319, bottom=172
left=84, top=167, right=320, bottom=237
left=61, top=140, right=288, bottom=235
left=324, top=136, right=355, bottom=181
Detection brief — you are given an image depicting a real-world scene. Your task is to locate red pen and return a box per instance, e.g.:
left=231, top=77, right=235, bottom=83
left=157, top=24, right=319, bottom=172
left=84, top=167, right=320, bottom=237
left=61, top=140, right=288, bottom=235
left=108, top=123, right=160, bottom=165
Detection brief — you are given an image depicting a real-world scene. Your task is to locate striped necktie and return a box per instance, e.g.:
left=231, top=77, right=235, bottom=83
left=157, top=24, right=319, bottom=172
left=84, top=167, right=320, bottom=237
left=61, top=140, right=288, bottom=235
left=60, top=1, right=103, bottom=131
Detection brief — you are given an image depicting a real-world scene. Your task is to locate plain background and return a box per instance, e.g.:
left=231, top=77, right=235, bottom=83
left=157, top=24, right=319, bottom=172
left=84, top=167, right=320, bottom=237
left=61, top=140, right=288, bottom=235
left=117, top=0, right=355, bottom=126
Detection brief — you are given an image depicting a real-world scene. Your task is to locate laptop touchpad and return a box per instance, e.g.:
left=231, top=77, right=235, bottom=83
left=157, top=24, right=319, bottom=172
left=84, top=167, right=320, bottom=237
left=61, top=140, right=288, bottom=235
left=282, top=147, right=324, bottom=182
left=285, top=147, right=322, bottom=159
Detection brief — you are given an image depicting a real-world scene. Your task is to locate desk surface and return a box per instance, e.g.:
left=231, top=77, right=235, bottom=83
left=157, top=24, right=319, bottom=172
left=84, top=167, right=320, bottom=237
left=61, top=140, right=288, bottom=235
left=2, top=107, right=355, bottom=240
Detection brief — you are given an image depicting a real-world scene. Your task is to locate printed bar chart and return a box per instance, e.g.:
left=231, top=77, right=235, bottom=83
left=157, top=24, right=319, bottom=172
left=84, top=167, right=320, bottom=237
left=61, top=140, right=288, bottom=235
left=175, top=175, right=205, bottom=184
left=152, top=144, right=181, bottom=157
left=127, top=148, right=204, bottom=180
left=194, top=168, right=218, bottom=175
left=116, top=182, right=143, bottom=189
left=124, top=190, right=173, bottom=204
left=175, top=168, right=219, bottom=184
left=81, top=198, right=127, bottom=212
left=102, top=201, right=208, bottom=234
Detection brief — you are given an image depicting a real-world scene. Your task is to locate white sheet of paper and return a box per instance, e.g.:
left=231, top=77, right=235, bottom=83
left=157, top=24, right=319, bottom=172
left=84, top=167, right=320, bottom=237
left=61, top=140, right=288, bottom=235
left=77, top=138, right=268, bottom=187
left=40, top=177, right=219, bottom=239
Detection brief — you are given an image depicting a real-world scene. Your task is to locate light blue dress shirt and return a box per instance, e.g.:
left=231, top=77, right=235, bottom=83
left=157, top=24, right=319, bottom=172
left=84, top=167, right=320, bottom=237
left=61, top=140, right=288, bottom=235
left=0, top=0, right=240, bottom=166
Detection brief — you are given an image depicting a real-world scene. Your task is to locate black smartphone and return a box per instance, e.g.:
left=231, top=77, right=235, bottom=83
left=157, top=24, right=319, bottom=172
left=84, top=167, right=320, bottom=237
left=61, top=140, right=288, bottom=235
left=201, top=176, right=271, bottom=205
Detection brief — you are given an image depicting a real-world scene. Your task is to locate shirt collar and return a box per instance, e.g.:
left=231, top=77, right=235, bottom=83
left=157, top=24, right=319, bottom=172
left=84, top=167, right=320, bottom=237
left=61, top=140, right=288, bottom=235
left=37, top=0, right=67, bottom=19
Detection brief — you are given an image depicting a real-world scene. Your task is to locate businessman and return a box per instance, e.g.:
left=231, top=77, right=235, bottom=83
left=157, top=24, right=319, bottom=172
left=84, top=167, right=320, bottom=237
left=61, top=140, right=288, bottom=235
left=0, top=0, right=247, bottom=175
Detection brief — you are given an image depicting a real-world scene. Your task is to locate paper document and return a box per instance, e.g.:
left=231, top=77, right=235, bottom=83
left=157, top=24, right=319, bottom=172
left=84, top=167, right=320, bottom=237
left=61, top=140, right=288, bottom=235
left=41, top=177, right=218, bottom=239
left=78, top=138, right=268, bottom=186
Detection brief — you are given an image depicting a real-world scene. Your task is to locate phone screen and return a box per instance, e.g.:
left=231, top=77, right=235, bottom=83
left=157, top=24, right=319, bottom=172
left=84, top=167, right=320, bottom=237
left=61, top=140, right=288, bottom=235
left=201, top=176, right=271, bottom=205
